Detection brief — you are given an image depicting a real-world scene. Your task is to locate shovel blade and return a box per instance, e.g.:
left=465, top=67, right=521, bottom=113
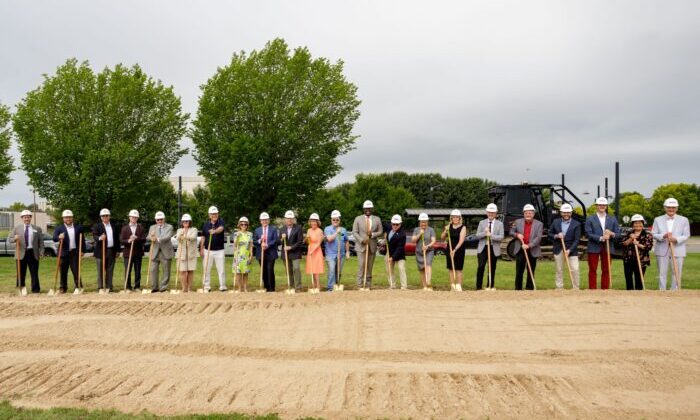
left=141, top=289, right=152, bottom=294
left=170, top=290, right=181, bottom=295
left=73, top=289, right=82, bottom=295
left=47, top=289, right=55, bottom=296
left=256, top=289, right=266, bottom=293
left=21, top=287, right=28, bottom=296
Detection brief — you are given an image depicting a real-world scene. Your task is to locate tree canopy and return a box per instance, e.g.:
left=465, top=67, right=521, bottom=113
left=0, top=102, right=13, bottom=189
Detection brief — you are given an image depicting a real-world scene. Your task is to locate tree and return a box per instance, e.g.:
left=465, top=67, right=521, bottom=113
left=0, top=102, right=13, bottom=189
left=191, top=38, right=361, bottom=223
left=7, top=202, right=27, bottom=212
left=617, top=192, right=651, bottom=224
left=13, top=59, right=188, bottom=225
left=648, top=183, right=700, bottom=222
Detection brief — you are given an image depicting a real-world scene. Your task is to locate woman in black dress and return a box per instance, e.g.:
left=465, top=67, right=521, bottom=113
left=441, top=209, right=467, bottom=291
left=621, top=214, right=653, bottom=290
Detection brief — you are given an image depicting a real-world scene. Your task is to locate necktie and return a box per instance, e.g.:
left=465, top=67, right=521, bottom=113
left=263, top=227, right=267, bottom=244
left=366, top=217, right=370, bottom=237
left=24, top=225, right=29, bottom=246
left=488, top=221, right=492, bottom=232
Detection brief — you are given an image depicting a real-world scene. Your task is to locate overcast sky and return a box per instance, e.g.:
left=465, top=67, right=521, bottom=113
left=1, top=0, right=698, bottom=208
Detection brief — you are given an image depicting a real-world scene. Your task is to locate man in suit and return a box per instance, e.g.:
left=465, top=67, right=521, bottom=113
left=120, top=210, right=147, bottom=291
left=280, top=210, right=304, bottom=291
left=254, top=212, right=279, bottom=292
left=652, top=198, right=690, bottom=290
left=549, top=203, right=582, bottom=289
left=324, top=210, right=350, bottom=291
left=386, top=214, right=407, bottom=289
left=584, top=197, right=620, bottom=289
left=509, top=204, right=543, bottom=290
left=93, top=208, right=121, bottom=292
left=475, top=203, right=505, bottom=290
left=149, top=211, right=175, bottom=292
left=9, top=210, right=44, bottom=294
left=352, top=200, right=384, bottom=289
left=53, top=209, right=86, bottom=293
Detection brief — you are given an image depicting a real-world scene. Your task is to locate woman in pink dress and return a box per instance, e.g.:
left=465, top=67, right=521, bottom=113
left=305, top=213, right=325, bottom=293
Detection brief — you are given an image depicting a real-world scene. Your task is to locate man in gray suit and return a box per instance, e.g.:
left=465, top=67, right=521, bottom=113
left=509, top=204, right=543, bottom=290
left=652, top=198, right=690, bottom=290
left=8, top=210, right=44, bottom=294
left=475, top=203, right=504, bottom=290
left=148, top=211, right=174, bottom=292
left=352, top=200, right=383, bottom=289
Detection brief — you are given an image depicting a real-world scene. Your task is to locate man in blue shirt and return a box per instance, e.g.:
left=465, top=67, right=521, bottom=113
left=549, top=203, right=581, bottom=289
left=324, top=210, right=350, bottom=291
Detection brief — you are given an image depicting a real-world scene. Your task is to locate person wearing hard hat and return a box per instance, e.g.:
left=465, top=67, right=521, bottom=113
left=120, top=210, right=147, bottom=291
left=53, top=209, right=86, bottom=293
left=548, top=204, right=581, bottom=289
left=411, top=212, right=436, bottom=289
left=93, top=208, right=122, bottom=292
left=199, top=206, right=227, bottom=292
left=621, top=214, right=653, bottom=290
left=306, top=213, right=325, bottom=291
left=510, top=204, right=543, bottom=290
left=584, top=197, right=620, bottom=289
left=254, top=211, right=279, bottom=292
left=475, top=203, right=504, bottom=290
left=352, top=200, right=384, bottom=289
left=387, top=214, right=408, bottom=289
left=9, top=209, right=44, bottom=294
left=324, top=210, right=350, bottom=291
left=231, top=216, right=253, bottom=292
left=148, top=211, right=175, bottom=292
left=281, top=210, right=304, bottom=292
left=652, top=198, right=690, bottom=290
left=441, top=209, right=467, bottom=290
left=175, top=214, right=198, bottom=293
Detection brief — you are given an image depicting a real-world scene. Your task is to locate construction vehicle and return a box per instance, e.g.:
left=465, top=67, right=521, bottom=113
left=488, top=183, right=589, bottom=260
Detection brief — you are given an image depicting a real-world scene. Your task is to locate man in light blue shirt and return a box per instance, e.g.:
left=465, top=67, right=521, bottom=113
left=324, top=210, right=350, bottom=291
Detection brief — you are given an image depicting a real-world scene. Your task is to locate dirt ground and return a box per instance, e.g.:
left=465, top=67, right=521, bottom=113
left=0, top=290, right=698, bottom=419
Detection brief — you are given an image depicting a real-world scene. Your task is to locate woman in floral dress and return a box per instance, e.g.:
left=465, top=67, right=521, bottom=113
left=232, top=217, right=253, bottom=292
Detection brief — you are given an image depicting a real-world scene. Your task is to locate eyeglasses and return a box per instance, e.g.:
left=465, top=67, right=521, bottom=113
left=392, top=223, right=400, bottom=226
left=156, top=219, right=164, bottom=221
left=332, top=219, right=340, bottom=222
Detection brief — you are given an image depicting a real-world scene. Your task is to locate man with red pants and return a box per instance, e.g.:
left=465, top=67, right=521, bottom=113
left=584, top=197, right=620, bottom=289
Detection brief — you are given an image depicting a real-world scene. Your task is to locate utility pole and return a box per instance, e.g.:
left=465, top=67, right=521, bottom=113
left=561, top=173, right=566, bottom=202
left=615, top=161, right=620, bottom=217
left=177, top=176, right=182, bottom=224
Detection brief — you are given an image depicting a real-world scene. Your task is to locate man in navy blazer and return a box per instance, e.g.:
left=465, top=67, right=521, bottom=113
left=549, top=204, right=581, bottom=289
left=53, top=209, right=87, bottom=293
left=584, top=197, right=620, bottom=289
left=254, top=212, right=279, bottom=292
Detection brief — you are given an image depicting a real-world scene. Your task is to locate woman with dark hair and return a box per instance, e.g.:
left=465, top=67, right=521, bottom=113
left=621, top=214, right=653, bottom=290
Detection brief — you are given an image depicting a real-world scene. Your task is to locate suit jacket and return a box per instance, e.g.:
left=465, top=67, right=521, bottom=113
left=549, top=218, right=581, bottom=256
left=280, top=224, right=304, bottom=260
left=254, top=225, right=279, bottom=260
left=120, top=224, right=147, bottom=258
left=92, top=222, right=122, bottom=258
left=652, top=214, right=690, bottom=257
left=352, top=215, right=383, bottom=253
left=148, top=223, right=175, bottom=259
left=9, top=224, right=44, bottom=260
left=509, top=218, right=543, bottom=258
left=53, top=224, right=87, bottom=257
left=584, top=213, right=620, bottom=253
left=387, top=229, right=406, bottom=261
left=475, top=218, right=504, bottom=256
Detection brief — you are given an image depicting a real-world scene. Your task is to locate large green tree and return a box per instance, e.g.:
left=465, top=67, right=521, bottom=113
left=13, top=59, right=188, bottom=225
left=617, top=191, right=651, bottom=224
left=191, top=38, right=361, bottom=222
left=648, top=183, right=700, bottom=222
left=0, top=102, right=13, bottom=189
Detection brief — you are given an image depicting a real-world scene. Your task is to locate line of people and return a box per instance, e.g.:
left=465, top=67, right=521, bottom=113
left=9, top=196, right=689, bottom=294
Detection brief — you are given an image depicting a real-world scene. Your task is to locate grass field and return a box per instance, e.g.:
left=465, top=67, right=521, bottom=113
left=1, top=252, right=697, bottom=294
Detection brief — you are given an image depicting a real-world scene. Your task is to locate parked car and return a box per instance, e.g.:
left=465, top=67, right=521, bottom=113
left=0, top=234, right=58, bottom=257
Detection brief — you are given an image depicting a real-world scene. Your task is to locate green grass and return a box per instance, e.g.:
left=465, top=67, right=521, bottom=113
left=1, top=252, right=698, bottom=294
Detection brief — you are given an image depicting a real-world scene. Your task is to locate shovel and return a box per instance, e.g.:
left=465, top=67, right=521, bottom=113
left=669, top=241, right=681, bottom=290
left=445, top=227, right=457, bottom=291
left=98, top=238, right=109, bottom=294
left=359, top=241, right=370, bottom=292
left=605, top=237, right=612, bottom=289
left=171, top=243, right=182, bottom=294
left=485, top=235, right=494, bottom=291
left=197, top=232, right=213, bottom=293
left=142, top=243, right=154, bottom=294
left=421, top=234, right=432, bottom=291
left=48, top=239, right=64, bottom=296
left=632, top=238, right=645, bottom=290
left=120, top=240, right=135, bottom=294
left=257, top=234, right=266, bottom=293
left=15, top=240, right=26, bottom=297
left=521, top=238, right=537, bottom=290
left=560, top=236, right=575, bottom=289
left=283, top=237, right=295, bottom=295
left=73, top=233, right=84, bottom=295
left=334, top=232, right=344, bottom=291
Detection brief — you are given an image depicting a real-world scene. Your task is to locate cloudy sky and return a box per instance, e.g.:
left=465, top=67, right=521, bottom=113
left=1, top=0, right=698, bottom=207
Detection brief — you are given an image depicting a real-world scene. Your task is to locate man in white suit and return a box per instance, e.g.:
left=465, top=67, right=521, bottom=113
left=352, top=200, right=383, bottom=289
left=474, top=203, right=504, bottom=289
left=652, top=198, right=690, bottom=290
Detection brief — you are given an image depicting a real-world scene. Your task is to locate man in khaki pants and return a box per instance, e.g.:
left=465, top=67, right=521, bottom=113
left=148, top=211, right=174, bottom=292
left=548, top=203, right=581, bottom=289
left=352, top=200, right=383, bottom=289
left=9, top=210, right=44, bottom=294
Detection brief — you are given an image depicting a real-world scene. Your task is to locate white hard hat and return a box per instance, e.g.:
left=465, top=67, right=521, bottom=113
left=331, top=210, right=341, bottom=219
left=418, top=212, right=429, bottom=221
left=309, top=213, right=320, bottom=221
left=560, top=204, right=573, bottom=213
left=238, top=216, right=249, bottom=223
left=128, top=209, right=140, bottom=218
left=259, top=212, right=270, bottom=220
left=155, top=211, right=165, bottom=220
left=62, top=209, right=73, bottom=218
left=284, top=210, right=295, bottom=219
left=20, top=210, right=32, bottom=217
left=363, top=200, right=374, bottom=209
left=630, top=214, right=645, bottom=223
left=486, top=203, right=498, bottom=213
left=391, top=214, right=402, bottom=224
left=208, top=206, right=219, bottom=214
left=663, top=198, right=679, bottom=208
left=523, top=204, right=536, bottom=212
left=595, top=197, right=608, bottom=205
left=99, top=208, right=111, bottom=216
left=450, top=209, right=461, bottom=217
left=181, top=213, right=192, bottom=222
